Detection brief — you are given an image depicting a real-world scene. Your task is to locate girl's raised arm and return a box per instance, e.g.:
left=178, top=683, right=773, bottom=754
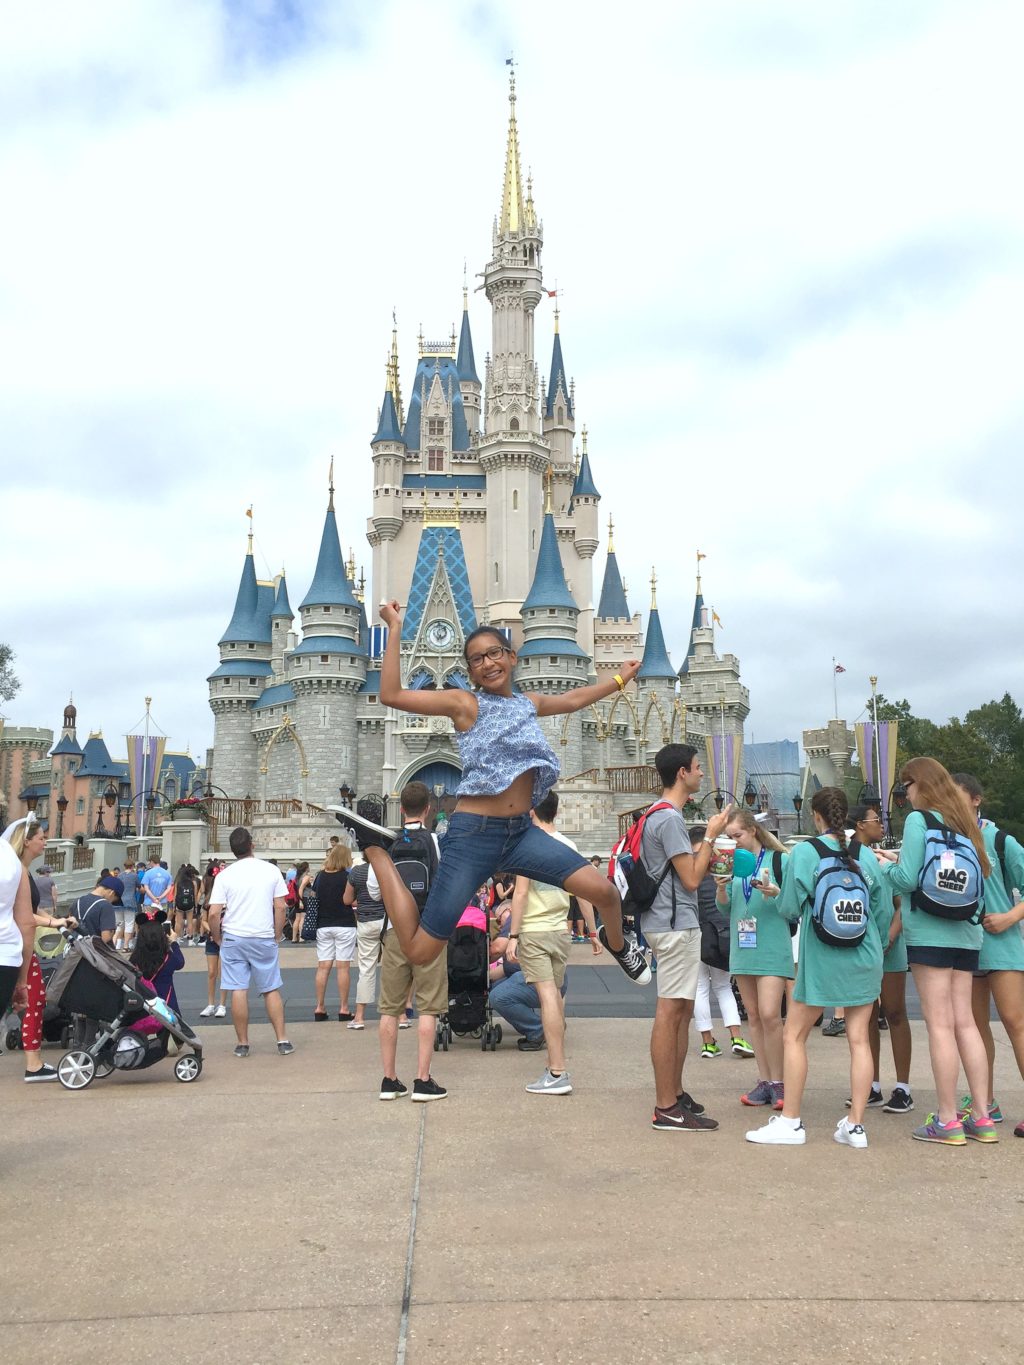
left=378, top=601, right=478, bottom=726
left=528, top=659, right=642, bottom=718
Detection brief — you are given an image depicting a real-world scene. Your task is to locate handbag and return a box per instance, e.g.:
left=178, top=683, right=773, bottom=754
left=300, top=877, right=321, bottom=940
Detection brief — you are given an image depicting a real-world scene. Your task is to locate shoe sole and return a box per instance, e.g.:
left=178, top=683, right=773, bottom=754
left=740, top=1096, right=772, bottom=1106
left=882, top=1102, right=914, bottom=1113
left=964, top=1130, right=999, bottom=1143
left=745, top=1134, right=806, bottom=1145
left=411, top=1092, right=448, bottom=1102
left=24, top=1074, right=59, bottom=1082
left=700, top=1053, right=720, bottom=1060
left=528, top=1087, right=573, bottom=1095
left=834, top=1131, right=868, bottom=1149
left=379, top=1091, right=408, bottom=1101
left=324, top=805, right=395, bottom=841
left=652, top=1121, right=716, bottom=1131
left=911, top=1133, right=966, bottom=1145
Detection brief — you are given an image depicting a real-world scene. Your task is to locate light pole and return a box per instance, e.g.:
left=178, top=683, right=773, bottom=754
left=56, top=794, right=68, bottom=838
left=792, top=793, right=803, bottom=834
left=743, top=779, right=758, bottom=809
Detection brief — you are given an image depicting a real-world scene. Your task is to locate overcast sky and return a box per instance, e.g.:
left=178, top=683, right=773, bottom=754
left=2, top=0, right=1022, bottom=762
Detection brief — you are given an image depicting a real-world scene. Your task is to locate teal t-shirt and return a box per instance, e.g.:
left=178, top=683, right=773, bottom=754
left=978, top=820, right=1024, bottom=972
left=881, top=810, right=984, bottom=951
left=861, top=846, right=906, bottom=973
left=778, top=837, right=886, bottom=1007
left=727, top=849, right=794, bottom=979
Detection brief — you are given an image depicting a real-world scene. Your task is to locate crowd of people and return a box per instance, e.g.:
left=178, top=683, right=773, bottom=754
left=2, top=603, right=1023, bottom=1148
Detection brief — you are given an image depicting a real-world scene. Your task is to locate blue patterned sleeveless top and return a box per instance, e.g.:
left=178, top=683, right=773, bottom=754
left=456, top=692, right=560, bottom=806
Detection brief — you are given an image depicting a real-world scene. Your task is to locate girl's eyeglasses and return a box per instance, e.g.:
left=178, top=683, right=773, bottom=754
left=467, top=644, right=511, bottom=669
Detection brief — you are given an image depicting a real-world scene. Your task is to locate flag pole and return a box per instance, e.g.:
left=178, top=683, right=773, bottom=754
left=870, top=675, right=883, bottom=822
left=832, top=658, right=839, bottom=721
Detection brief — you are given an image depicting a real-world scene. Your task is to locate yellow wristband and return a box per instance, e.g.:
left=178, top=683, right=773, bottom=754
left=614, top=673, right=625, bottom=691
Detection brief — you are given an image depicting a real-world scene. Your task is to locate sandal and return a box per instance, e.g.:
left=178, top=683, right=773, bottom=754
left=346, top=1020, right=365, bottom=1030
left=338, top=1012, right=355, bottom=1022
left=314, top=1011, right=329, bottom=1022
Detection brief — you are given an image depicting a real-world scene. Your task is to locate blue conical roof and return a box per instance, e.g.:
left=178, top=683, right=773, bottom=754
left=597, top=549, right=630, bottom=620
left=678, top=587, right=705, bottom=676
left=545, top=331, right=573, bottom=420
left=639, top=607, right=676, bottom=680
left=220, top=552, right=272, bottom=644
left=272, top=574, right=293, bottom=619
left=51, top=734, right=83, bottom=757
left=77, top=734, right=121, bottom=778
left=522, top=513, right=578, bottom=612
left=299, top=506, right=359, bottom=610
left=457, top=307, right=479, bottom=385
left=571, top=449, right=599, bottom=499
left=373, top=389, right=405, bottom=445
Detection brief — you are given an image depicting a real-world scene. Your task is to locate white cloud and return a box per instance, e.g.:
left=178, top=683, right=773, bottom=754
left=2, top=0, right=1022, bottom=760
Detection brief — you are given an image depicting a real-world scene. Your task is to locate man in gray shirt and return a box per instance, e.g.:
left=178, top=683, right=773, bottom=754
left=641, top=744, right=731, bottom=1132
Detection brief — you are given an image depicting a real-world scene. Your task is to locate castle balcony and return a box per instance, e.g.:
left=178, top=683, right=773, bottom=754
left=394, top=713, right=455, bottom=754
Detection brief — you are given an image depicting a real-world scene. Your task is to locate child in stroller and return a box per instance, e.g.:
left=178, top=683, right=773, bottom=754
left=435, top=891, right=503, bottom=1053
left=47, top=931, right=203, bottom=1090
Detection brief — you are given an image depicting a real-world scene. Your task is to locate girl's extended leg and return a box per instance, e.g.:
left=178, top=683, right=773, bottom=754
left=912, top=963, right=959, bottom=1124
left=952, top=968, right=997, bottom=1117
left=988, top=970, right=1024, bottom=1089
left=879, top=971, right=911, bottom=1088
left=756, top=976, right=787, bottom=1083
left=780, top=999, right=820, bottom=1120
left=735, top=976, right=766, bottom=1076
left=971, top=975, right=995, bottom=1107
left=845, top=1003, right=875, bottom=1125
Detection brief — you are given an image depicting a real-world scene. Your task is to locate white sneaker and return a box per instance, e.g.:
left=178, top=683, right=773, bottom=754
left=834, top=1117, right=868, bottom=1149
left=214, top=1004, right=226, bottom=1018
left=199, top=1004, right=216, bottom=1018
left=746, top=1114, right=806, bottom=1145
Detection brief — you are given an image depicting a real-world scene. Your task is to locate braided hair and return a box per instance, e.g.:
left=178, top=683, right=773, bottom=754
left=810, top=786, right=859, bottom=873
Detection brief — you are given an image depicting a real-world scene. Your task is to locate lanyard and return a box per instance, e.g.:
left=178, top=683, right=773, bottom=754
left=741, top=848, right=766, bottom=905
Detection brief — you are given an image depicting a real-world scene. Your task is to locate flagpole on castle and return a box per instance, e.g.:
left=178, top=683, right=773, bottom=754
left=870, top=675, right=883, bottom=815
left=832, top=659, right=839, bottom=721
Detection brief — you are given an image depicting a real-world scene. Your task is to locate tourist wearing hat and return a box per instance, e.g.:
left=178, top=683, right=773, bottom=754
left=67, top=876, right=123, bottom=944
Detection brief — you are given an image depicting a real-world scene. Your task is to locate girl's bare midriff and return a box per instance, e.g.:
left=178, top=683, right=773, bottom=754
left=455, top=769, right=536, bottom=818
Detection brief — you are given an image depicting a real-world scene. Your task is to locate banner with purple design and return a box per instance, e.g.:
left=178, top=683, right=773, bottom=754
left=705, top=732, right=743, bottom=801
left=855, top=722, right=899, bottom=826
left=126, top=734, right=166, bottom=814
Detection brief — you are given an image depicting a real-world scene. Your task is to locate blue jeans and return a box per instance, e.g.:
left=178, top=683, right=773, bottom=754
left=489, top=966, right=568, bottom=1041
left=419, top=812, right=589, bottom=941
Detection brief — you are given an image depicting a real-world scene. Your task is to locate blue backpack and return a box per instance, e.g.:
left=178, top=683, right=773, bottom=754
left=808, top=838, right=870, bottom=948
left=912, top=812, right=983, bottom=923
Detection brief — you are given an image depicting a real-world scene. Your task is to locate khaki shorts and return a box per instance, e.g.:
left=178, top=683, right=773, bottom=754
left=518, top=930, right=570, bottom=988
left=645, top=928, right=701, bottom=1001
left=378, top=930, right=448, bottom=1017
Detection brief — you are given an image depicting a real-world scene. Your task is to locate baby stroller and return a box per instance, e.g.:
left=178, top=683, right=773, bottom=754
left=435, top=909, right=502, bottom=1052
left=46, top=935, right=203, bottom=1090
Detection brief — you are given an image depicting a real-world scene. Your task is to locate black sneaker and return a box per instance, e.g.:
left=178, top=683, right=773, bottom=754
left=325, top=797, right=396, bottom=851
left=379, top=1076, right=409, bottom=1101
left=24, top=1063, right=58, bottom=1083
left=882, top=1088, right=914, bottom=1113
left=845, top=1088, right=884, bottom=1108
left=822, top=1016, right=846, bottom=1037
left=877, top=1011, right=889, bottom=1032
left=678, top=1090, right=706, bottom=1115
left=517, top=1036, right=545, bottom=1052
left=652, top=1103, right=719, bottom=1132
left=598, top=925, right=652, bottom=985
left=412, top=1076, right=447, bottom=1102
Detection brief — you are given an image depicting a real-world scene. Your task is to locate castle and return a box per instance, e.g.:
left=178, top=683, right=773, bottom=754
left=208, top=77, right=749, bottom=840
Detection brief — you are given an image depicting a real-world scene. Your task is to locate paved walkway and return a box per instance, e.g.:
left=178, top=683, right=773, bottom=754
left=3, top=1014, right=1022, bottom=1364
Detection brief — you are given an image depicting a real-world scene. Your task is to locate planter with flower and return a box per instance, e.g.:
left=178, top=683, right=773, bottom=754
left=166, top=796, right=211, bottom=823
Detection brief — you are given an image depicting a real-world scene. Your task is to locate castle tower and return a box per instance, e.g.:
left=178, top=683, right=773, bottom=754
left=592, top=516, right=642, bottom=684
left=542, top=306, right=575, bottom=497
left=457, top=282, right=481, bottom=437
left=287, top=470, right=368, bottom=801
left=636, top=570, right=678, bottom=756
left=479, top=72, right=551, bottom=636
left=676, top=560, right=749, bottom=747
left=270, top=572, right=293, bottom=675
left=567, top=426, right=600, bottom=662
left=208, top=531, right=274, bottom=797
left=516, top=479, right=588, bottom=691
left=369, top=360, right=407, bottom=611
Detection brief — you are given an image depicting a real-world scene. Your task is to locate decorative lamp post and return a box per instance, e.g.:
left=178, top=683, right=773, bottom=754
left=743, top=779, right=758, bottom=809
left=792, top=793, right=803, bottom=834
left=713, top=792, right=725, bottom=812
left=338, top=783, right=356, bottom=809
left=56, top=794, right=68, bottom=838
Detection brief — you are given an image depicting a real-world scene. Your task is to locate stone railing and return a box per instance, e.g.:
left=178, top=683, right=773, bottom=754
left=72, top=845, right=95, bottom=872
left=606, top=766, right=661, bottom=794
left=125, top=843, right=140, bottom=863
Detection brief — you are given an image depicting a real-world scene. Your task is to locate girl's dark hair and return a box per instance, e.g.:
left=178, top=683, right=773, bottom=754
left=952, top=772, right=984, bottom=802
left=130, top=919, right=171, bottom=980
left=463, top=626, right=508, bottom=664
left=295, top=861, right=310, bottom=882
left=688, top=824, right=708, bottom=844
left=810, top=786, right=858, bottom=873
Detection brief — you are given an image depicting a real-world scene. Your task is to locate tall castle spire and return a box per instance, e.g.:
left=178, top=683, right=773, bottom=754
left=500, top=71, right=526, bottom=236
left=638, top=567, right=676, bottom=680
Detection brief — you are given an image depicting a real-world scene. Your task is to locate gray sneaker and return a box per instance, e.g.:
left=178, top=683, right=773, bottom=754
left=233, top=1044, right=250, bottom=1058
left=526, top=1068, right=573, bottom=1096
left=277, top=1040, right=295, bottom=1055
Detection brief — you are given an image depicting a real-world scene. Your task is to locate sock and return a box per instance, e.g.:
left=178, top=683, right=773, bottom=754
left=779, top=1114, right=801, bottom=1129
left=870, top=1083, right=882, bottom=1095
left=894, top=1082, right=910, bottom=1095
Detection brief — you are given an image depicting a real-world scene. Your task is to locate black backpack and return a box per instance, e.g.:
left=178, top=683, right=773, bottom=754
left=176, top=879, right=195, bottom=912
left=391, top=826, right=439, bottom=913
left=697, top=875, right=730, bottom=970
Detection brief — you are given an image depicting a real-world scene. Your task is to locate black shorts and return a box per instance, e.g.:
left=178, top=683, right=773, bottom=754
left=906, top=944, right=980, bottom=973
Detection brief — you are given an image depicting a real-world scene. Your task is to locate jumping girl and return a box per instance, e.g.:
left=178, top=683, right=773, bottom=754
left=746, top=787, right=887, bottom=1149
left=874, top=757, right=994, bottom=1146
left=331, top=602, right=650, bottom=983
left=715, top=808, right=793, bottom=1111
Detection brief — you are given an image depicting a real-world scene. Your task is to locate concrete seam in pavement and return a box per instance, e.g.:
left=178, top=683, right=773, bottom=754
left=396, top=1105, right=427, bottom=1365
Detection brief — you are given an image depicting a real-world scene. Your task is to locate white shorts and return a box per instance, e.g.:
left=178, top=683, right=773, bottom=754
left=115, top=908, right=136, bottom=931
left=645, top=928, right=701, bottom=1001
left=316, top=926, right=357, bottom=963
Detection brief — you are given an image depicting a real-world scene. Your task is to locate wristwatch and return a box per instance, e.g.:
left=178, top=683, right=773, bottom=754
left=508, top=933, right=519, bottom=940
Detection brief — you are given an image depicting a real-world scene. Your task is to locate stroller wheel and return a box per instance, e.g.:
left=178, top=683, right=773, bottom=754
left=58, top=1050, right=96, bottom=1090
left=94, top=1050, right=115, bottom=1079
left=174, top=1054, right=203, bottom=1083
left=493, top=1024, right=502, bottom=1045
left=480, top=1029, right=489, bottom=1051
left=4, top=1027, right=21, bottom=1052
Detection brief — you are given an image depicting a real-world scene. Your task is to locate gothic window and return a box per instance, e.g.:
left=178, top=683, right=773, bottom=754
left=510, top=417, right=520, bottom=432
left=76, top=798, right=84, bottom=815
left=512, top=490, right=518, bottom=510
left=428, top=448, right=444, bottom=471
left=427, top=418, right=444, bottom=438
left=319, top=705, right=330, bottom=727
left=558, top=406, right=564, bottom=423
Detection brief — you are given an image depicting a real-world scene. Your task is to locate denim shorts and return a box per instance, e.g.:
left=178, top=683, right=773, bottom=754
left=420, top=813, right=590, bottom=942
left=906, top=944, right=980, bottom=973
left=220, top=935, right=283, bottom=993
